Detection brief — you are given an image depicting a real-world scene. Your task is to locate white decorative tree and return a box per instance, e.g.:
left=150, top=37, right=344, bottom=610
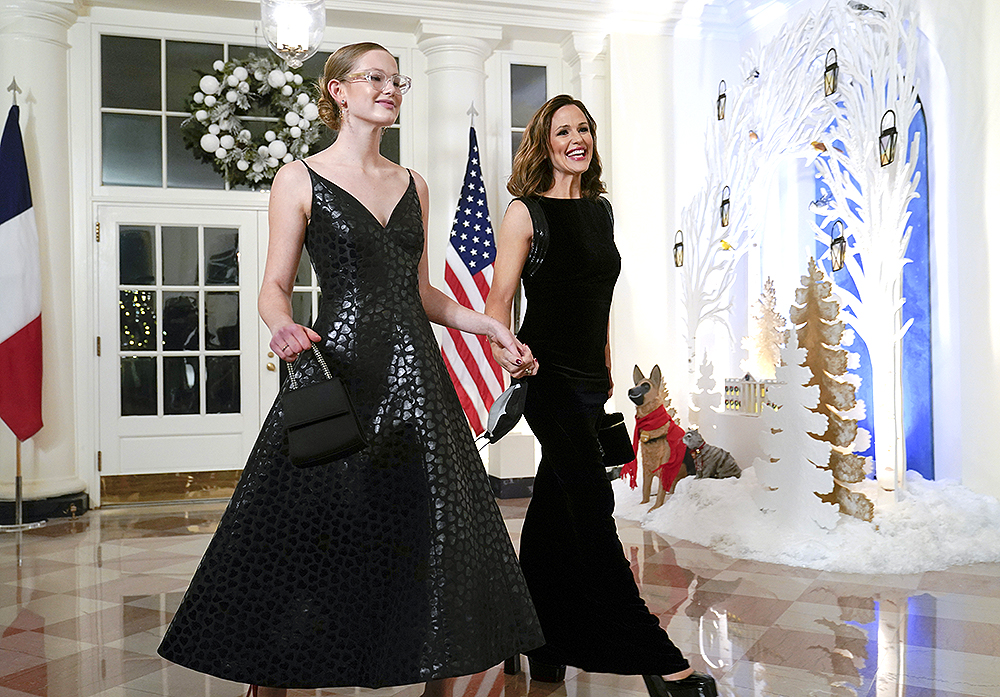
left=752, top=333, right=839, bottom=531
left=811, top=0, right=921, bottom=492
left=689, top=352, right=721, bottom=429
left=741, top=277, right=786, bottom=380
left=678, top=0, right=920, bottom=496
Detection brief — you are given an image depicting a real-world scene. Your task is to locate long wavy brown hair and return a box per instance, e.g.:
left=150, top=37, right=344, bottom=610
left=316, top=41, right=392, bottom=131
left=507, top=94, right=606, bottom=199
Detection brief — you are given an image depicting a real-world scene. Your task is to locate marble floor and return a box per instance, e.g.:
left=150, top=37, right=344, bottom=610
left=2, top=498, right=999, bottom=697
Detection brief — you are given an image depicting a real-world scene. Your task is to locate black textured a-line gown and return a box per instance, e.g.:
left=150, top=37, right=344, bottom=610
left=157, top=166, right=543, bottom=689
left=516, top=197, right=690, bottom=676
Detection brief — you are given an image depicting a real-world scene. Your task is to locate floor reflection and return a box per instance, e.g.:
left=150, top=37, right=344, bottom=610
left=2, top=501, right=999, bottom=696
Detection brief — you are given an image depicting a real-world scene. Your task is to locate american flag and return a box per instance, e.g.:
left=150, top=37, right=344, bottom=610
left=440, top=127, right=504, bottom=435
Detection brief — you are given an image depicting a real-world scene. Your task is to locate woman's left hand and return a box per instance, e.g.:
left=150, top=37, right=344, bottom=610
left=488, top=322, right=538, bottom=379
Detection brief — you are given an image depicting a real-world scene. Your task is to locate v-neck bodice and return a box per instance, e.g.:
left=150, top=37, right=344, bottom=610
left=304, top=163, right=414, bottom=230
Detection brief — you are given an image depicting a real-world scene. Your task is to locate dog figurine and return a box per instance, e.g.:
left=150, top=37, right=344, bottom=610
left=625, top=365, right=687, bottom=509
left=682, top=429, right=741, bottom=479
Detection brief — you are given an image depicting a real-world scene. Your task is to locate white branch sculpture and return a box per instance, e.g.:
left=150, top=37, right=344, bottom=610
left=679, top=0, right=919, bottom=496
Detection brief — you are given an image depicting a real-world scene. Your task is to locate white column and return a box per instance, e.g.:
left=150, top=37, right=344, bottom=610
left=0, top=0, right=86, bottom=502
left=416, top=21, right=501, bottom=291
left=562, top=32, right=610, bottom=174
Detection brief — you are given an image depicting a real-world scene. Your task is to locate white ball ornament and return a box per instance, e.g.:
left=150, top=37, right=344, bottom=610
left=213, top=60, right=225, bottom=71
left=258, top=145, right=270, bottom=157
left=281, top=85, right=293, bottom=96
left=208, top=124, right=221, bottom=135
left=266, top=157, right=279, bottom=167
left=290, top=126, right=302, bottom=138
left=301, top=145, right=309, bottom=155
left=227, top=74, right=239, bottom=87
left=237, top=159, right=250, bottom=171
left=283, top=153, right=294, bottom=163
left=267, top=69, right=287, bottom=88
left=294, top=74, right=303, bottom=85
left=302, top=103, right=319, bottom=122
left=264, top=130, right=276, bottom=142
left=200, top=133, right=220, bottom=153
left=219, top=134, right=235, bottom=149
left=239, top=81, right=250, bottom=94
left=204, top=95, right=217, bottom=107
left=215, top=147, right=227, bottom=158
left=194, top=92, right=205, bottom=103
left=239, top=129, right=252, bottom=141
left=199, top=75, right=220, bottom=94
left=297, top=93, right=310, bottom=106
left=298, top=119, right=310, bottom=131
left=267, top=140, right=287, bottom=159
left=284, top=71, right=293, bottom=81
left=233, top=66, right=248, bottom=81
left=285, top=112, right=300, bottom=127
left=195, top=109, right=209, bottom=122
left=254, top=69, right=266, bottom=81
left=252, top=162, right=264, bottom=173
left=226, top=90, right=238, bottom=103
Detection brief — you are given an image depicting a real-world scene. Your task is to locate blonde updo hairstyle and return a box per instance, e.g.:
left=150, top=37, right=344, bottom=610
left=316, top=41, right=392, bottom=131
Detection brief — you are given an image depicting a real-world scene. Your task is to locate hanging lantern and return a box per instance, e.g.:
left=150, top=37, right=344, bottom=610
left=879, top=109, right=897, bottom=167
left=824, top=48, right=838, bottom=96
left=720, top=186, right=730, bottom=227
left=260, top=0, right=325, bottom=68
left=830, top=219, right=847, bottom=272
left=717, top=80, right=727, bottom=120
left=673, top=230, right=684, bottom=267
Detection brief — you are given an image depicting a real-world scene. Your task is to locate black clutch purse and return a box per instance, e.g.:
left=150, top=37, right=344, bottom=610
left=283, top=344, right=368, bottom=468
left=598, top=411, right=634, bottom=467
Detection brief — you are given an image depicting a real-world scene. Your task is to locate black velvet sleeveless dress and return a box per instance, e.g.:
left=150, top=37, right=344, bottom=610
left=516, top=197, right=689, bottom=675
left=157, top=166, right=542, bottom=689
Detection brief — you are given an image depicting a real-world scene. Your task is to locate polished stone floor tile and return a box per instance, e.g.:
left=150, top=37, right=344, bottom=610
left=4, top=500, right=1000, bottom=697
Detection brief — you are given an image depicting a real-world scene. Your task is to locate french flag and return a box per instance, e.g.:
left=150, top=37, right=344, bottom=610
left=0, top=104, right=43, bottom=441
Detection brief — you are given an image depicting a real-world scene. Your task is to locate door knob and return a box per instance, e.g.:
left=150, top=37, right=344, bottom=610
left=266, top=362, right=276, bottom=371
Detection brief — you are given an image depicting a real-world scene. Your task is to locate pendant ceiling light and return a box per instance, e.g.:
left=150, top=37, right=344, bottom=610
left=261, top=0, right=325, bottom=68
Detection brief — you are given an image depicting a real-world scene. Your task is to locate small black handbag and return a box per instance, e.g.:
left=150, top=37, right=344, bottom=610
left=598, top=411, right=635, bottom=467
left=283, top=344, right=368, bottom=468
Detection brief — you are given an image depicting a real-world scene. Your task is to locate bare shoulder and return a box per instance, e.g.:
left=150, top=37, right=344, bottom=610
left=501, top=198, right=534, bottom=241
left=272, top=160, right=311, bottom=199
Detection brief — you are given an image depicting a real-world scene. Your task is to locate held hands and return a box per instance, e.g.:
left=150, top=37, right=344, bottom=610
left=270, top=323, right=323, bottom=362
left=487, top=321, right=538, bottom=380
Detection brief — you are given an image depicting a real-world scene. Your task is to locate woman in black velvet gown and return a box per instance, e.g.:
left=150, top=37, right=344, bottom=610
left=485, top=95, right=717, bottom=697
left=158, top=42, right=542, bottom=697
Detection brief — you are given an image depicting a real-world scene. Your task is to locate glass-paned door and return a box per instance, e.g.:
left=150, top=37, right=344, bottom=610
left=98, top=206, right=262, bottom=476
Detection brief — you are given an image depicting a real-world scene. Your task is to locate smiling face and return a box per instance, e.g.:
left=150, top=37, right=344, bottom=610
left=546, top=104, right=594, bottom=180
left=330, top=49, right=402, bottom=128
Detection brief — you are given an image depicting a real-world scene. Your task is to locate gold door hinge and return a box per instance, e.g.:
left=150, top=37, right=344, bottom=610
left=97, top=450, right=103, bottom=472
left=95, top=221, right=100, bottom=242
left=96, top=336, right=101, bottom=356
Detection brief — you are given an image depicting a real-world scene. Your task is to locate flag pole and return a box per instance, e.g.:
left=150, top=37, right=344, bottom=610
left=467, top=101, right=478, bottom=127
left=1, top=438, right=46, bottom=532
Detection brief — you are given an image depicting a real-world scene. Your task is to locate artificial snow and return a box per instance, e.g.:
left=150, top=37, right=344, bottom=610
left=613, top=468, right=1000, bottom=574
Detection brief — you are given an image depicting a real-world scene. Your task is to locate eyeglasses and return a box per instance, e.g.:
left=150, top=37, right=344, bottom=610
left=344, top=69, right=412, bottom=95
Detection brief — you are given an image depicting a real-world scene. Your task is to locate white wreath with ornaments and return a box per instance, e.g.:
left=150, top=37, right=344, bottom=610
left=183, top=52, right=323, bottom=187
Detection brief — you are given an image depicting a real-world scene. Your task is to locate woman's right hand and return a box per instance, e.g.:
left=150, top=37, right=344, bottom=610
left=270, top=323, right=323, bottom=362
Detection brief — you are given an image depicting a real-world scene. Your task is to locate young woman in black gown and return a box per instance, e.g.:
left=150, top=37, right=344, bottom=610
left=485, top=95, right=717, bottom=697
left=158, top=42, right=542, bottom=697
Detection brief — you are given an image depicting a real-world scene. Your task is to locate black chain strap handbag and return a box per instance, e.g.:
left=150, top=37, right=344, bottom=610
left=283, top=344, right=368, bottom=468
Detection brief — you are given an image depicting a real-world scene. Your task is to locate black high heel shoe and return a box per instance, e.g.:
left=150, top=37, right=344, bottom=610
left=527, top=657, right=566, bottom=683
left=642, top=672, right=717, bottom=697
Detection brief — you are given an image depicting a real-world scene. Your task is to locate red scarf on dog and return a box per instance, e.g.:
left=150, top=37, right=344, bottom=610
left=620, top=406, right=686, bottom=490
